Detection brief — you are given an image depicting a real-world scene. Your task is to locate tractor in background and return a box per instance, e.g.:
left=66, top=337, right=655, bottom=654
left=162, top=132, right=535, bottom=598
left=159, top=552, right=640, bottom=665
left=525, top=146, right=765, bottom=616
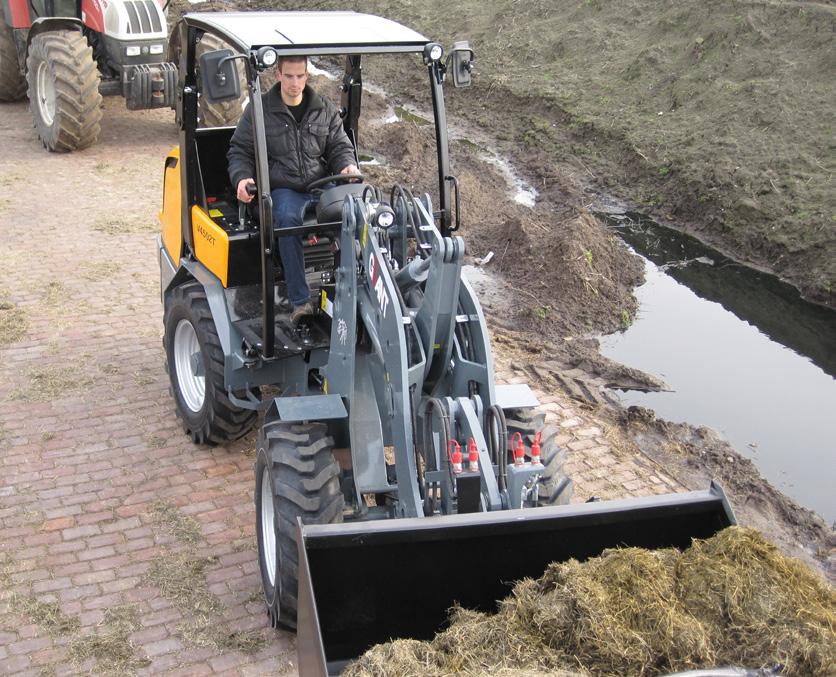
left=0, top=0, right=176, bottom=150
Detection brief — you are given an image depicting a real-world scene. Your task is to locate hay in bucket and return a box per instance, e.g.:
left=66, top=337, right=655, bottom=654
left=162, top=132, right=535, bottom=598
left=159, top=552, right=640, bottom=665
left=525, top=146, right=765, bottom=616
left=344, top=527, right=834, bottom=676
left=675, top=526, right=836, bottom=674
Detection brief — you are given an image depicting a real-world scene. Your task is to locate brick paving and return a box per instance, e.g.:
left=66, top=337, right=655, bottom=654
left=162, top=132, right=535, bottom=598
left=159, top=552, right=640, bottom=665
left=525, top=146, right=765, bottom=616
left=493, top=366, right=683, bottom=502
left=0, top=99, right=683, bottom=675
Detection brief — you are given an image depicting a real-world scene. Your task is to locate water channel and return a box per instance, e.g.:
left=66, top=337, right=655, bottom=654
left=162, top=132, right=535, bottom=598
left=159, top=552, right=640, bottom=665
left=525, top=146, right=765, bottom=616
left=597, top=212, right=836, bottom=524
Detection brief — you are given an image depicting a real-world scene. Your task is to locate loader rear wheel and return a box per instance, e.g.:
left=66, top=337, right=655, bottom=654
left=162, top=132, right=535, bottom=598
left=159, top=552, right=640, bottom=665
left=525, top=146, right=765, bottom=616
left=505, top=407, right=574, bottom=506
left=0, top=21, right=26, bottom=102
left=25, top=30, right=102, bottom=152
left=163, top=283, right=257, bottom=445
left=255, top=422, right=344, bottom=631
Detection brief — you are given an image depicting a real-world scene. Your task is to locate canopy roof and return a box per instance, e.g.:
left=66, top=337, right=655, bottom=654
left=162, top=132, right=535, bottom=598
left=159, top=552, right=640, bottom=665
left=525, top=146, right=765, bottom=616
left=184, top=11, right=431, bottom=55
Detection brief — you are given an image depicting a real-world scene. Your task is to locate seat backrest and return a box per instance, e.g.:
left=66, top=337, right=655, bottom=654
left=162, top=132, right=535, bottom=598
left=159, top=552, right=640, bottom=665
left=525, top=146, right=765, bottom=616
left=195, top=127, right=237, bottom=202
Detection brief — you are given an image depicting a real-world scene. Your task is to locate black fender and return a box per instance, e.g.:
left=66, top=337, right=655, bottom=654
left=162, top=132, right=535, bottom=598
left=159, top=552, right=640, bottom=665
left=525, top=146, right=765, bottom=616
left=21, top=17, right=83, bottom=70
left=26, top=16, right=83, bottom=47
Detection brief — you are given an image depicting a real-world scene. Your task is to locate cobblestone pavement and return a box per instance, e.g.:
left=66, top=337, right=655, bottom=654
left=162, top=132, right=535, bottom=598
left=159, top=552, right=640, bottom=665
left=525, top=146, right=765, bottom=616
left=0, top=99, right=683, bottom=675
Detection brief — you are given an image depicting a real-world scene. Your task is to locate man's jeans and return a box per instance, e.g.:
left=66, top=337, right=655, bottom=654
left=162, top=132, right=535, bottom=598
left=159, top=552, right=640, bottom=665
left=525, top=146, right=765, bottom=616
left=271, top=188, right=312, bottom=307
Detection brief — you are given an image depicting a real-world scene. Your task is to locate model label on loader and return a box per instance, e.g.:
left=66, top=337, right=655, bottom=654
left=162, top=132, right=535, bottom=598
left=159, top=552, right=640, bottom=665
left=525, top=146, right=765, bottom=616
left=197, top=222, right=216, bottom=247
left=368, top=252, right=390, bottom=319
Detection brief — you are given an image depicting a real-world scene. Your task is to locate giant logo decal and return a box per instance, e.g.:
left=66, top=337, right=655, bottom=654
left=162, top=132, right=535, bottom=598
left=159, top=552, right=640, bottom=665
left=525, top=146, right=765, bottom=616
left=367, top=252, right=390, bottom=319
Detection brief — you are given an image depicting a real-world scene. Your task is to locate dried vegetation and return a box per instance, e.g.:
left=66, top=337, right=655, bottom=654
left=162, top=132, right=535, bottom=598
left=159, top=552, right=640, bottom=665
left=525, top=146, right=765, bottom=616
left=146, top=548, right=266, bottom=653
left=9, top=364, right=93, bottom=401
left=0, top=295, right=27, bottom=346
left=345, top=527, right=835, bottom=676
left=68, top=605, right=150, bottom=675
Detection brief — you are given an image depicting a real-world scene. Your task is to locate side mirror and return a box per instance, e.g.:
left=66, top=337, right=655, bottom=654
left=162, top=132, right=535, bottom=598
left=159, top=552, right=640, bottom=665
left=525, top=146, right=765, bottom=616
left=450, top=41, right=474, bottom=88
left=199, top=48, right=241, bottom=103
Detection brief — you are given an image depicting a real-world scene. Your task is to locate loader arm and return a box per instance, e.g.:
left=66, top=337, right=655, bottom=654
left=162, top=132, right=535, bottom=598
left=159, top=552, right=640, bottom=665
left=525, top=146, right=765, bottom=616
left=324, top=196, right=425, bottom=518
left=409, top=197, right=465, bottom=389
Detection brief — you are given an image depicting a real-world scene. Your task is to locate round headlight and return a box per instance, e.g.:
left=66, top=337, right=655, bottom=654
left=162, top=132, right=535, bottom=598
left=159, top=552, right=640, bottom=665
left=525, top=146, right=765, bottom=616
left=258, top=47, right=277, bottom=67
left=376, top=209, right=395, bottom=229
left=423, top=43, right=444, bottom=65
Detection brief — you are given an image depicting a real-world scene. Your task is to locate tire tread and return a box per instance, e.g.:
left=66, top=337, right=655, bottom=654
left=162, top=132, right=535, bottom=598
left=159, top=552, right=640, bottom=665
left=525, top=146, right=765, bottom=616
left=256, top=423, right=344, bottom=631
left=505, top=407, right=574, bottom=506
left=25, top=30, right=102, bottom=151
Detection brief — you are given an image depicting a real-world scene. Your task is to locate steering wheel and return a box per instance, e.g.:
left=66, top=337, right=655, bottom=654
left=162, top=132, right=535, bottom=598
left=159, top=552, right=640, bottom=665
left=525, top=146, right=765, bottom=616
left=305, top=172, right=365, bottom=193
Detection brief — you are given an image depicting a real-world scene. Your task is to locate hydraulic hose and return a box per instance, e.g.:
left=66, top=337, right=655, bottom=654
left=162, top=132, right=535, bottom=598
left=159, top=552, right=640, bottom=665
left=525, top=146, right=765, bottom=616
left=487, top=404, right=508, bottom=494
left=391, top=184, right=428, bottom=256
left=422, top=397, right=450, bottom=515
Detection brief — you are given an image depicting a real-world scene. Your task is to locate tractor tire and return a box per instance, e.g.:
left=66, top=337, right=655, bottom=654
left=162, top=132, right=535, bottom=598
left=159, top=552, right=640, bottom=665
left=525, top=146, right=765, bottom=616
left=196, top=32, right=245, bottom=127
left=505, top=407, right=574, bottom=506
left=163, top=283, right=258, bottom=445
left=0, top=21, right=26, bottom=102
left=25, top=30, right=102, bottom=152
left=255, top=422, right=344, bottom=631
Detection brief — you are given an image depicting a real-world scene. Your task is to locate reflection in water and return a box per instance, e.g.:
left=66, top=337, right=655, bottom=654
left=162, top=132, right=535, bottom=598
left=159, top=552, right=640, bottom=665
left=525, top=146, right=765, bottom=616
left=599, top=214, right=836, bottom=523
left=611, top=214, right=836, bottom=378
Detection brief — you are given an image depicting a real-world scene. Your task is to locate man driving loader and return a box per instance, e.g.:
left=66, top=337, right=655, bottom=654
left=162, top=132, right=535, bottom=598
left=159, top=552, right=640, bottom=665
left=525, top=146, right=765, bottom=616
left=227, top=55, right=359, bottom=323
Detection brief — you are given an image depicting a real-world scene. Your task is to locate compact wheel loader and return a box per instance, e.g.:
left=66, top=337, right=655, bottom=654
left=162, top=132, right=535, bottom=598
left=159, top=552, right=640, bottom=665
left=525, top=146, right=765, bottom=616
left=158, top=11, right=735, bottom=675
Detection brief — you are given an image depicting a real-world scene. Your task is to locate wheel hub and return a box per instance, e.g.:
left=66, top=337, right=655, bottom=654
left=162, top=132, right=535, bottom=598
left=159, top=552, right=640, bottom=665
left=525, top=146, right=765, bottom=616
left=173, top=319, right=205, bottom=412
left=36, top=61, right=56, bottom=127
left=260, top=469, right=277, bottom=588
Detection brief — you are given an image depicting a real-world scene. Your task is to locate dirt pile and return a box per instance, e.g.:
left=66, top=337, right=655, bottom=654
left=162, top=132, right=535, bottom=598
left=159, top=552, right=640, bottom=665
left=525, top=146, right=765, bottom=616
left=344, top=527, right=836, bottom=677
left=359, top=115, right=644, bottom=338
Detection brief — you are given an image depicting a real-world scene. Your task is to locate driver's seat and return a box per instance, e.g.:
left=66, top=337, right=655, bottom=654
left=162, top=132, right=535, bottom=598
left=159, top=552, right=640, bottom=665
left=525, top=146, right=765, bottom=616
left=314, top=183, right=372, bottom=223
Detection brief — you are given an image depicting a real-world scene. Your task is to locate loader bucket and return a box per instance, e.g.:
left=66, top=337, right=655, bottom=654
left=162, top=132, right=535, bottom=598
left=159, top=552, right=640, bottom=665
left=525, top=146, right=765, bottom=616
left=296, top=482, right=735, bottom=676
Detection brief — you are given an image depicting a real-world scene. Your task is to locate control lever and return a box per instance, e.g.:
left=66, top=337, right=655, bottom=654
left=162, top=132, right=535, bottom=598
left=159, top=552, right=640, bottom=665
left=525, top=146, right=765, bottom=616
left=238, top=182, right=258, bottom=230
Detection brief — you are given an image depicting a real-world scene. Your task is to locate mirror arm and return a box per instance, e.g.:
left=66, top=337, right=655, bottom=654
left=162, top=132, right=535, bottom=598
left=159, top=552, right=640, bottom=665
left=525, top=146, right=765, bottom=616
left=217, top=53, right=252, bottom=85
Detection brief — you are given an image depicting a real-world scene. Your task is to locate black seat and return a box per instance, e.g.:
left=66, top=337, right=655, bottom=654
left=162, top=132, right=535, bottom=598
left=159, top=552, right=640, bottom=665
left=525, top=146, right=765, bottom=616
left=315, top=183, right=372, bottom=223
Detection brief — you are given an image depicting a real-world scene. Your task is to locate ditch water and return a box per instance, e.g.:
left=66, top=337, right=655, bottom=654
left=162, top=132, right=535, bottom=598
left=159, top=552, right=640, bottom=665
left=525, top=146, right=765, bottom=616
left=597, top=212, right=836, bottom=523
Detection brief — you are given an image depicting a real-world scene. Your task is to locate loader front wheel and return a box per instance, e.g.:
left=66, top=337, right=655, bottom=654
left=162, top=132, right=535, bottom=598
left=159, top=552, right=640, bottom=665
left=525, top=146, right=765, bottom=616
left=505, top=407, right=574, bottom=506
left=255, top=422, right=344, bottom=631
left=25, top=30, right=102, bottom=151
left=163, top=283, right=257, bottom=445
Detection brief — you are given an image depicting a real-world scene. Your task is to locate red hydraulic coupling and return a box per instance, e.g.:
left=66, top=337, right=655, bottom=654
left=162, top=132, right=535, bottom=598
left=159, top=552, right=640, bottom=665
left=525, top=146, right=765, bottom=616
left=467, top=438, right=479, bottom=472
left=448, top=440, right=463, bottom=473
left=531, top=431, right=543, bottom=466
left=511, top=432, right=526, bottom=466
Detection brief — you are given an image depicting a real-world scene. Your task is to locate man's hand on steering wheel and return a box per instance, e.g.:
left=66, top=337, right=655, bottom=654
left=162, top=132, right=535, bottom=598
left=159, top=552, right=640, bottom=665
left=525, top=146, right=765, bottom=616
left=305, top=169, right=365, bottom=193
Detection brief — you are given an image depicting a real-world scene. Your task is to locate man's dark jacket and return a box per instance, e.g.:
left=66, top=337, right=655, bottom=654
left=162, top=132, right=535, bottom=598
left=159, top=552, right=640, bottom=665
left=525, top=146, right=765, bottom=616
left=227, top=83, right=356, bottom=193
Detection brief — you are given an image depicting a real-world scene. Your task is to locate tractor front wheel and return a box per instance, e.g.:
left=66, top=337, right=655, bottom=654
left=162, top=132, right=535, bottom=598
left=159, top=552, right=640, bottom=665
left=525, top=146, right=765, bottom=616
left=163, top=283, right=257, bottom=445
left=0, top=20, right=26, bottom=102
left=255, top=422, right=344, bottom=631
left=505, top=407, right=574, bottom=506
left=25, top=30, right=102, bottom=151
